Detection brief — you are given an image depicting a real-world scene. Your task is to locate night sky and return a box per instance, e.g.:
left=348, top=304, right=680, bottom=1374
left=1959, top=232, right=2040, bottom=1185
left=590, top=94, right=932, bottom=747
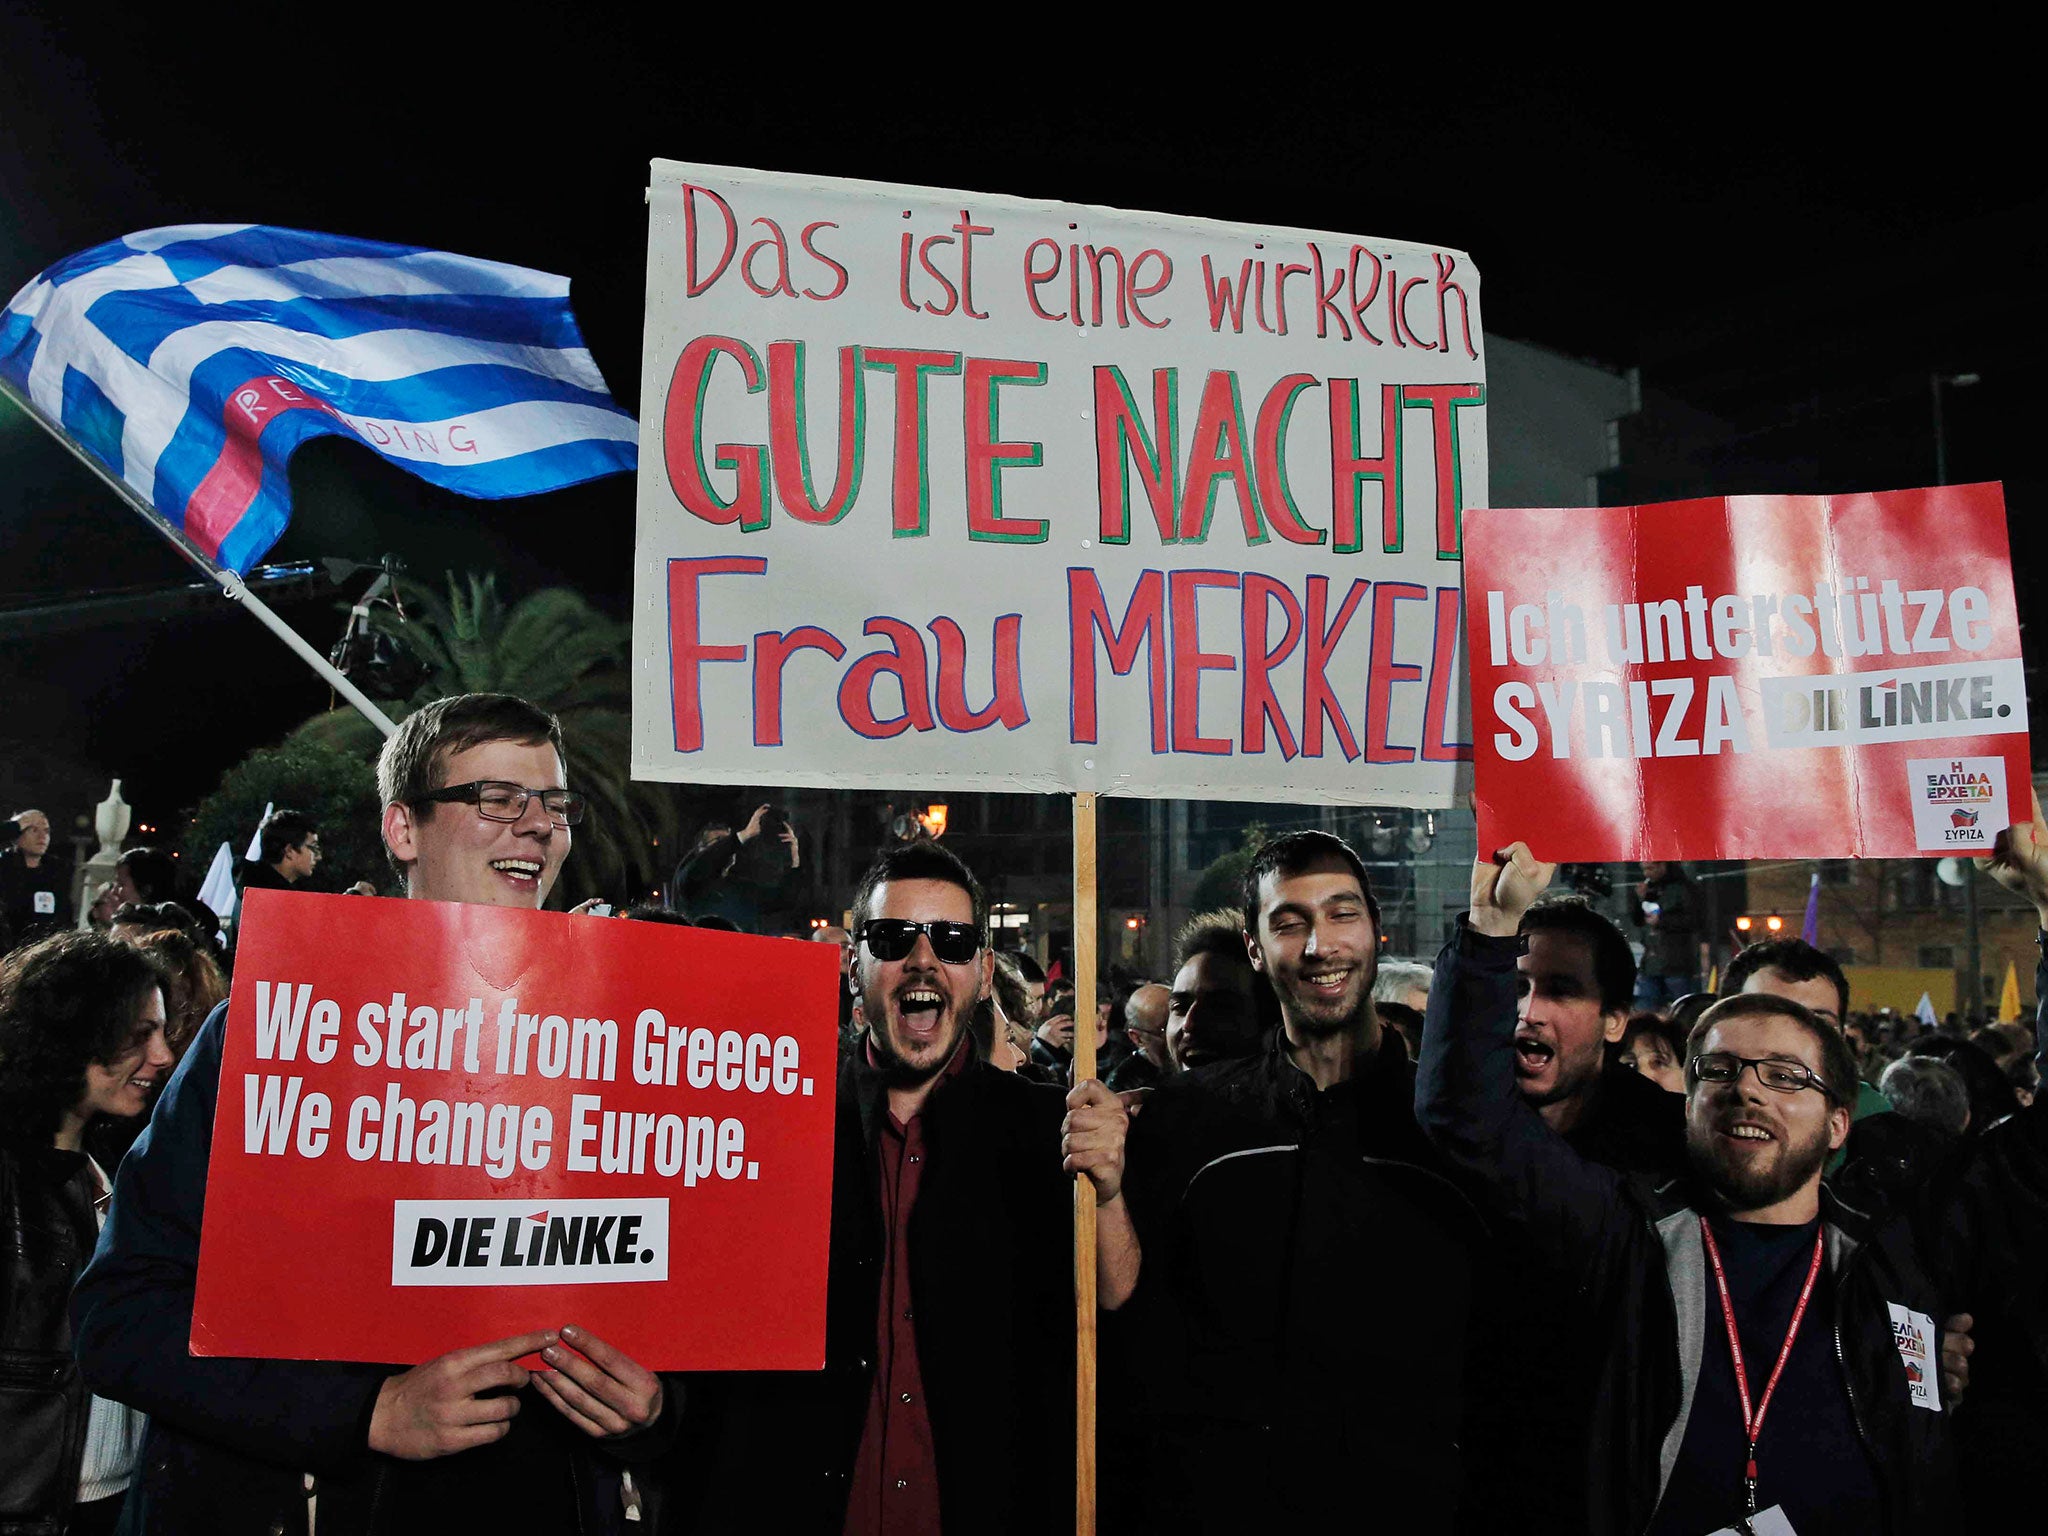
left=3, top=19, right=2039, bottom=838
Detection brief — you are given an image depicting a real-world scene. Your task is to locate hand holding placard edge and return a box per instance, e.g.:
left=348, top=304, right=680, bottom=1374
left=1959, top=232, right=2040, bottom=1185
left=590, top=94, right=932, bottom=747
left=1978, top=788, right=2048, bottom=930
left=367, top=1330, right=553, bottom=1460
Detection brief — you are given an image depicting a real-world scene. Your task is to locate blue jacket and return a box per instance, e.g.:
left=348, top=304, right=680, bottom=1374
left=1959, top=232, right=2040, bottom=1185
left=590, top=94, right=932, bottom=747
left=72, top=1002, right=673, bottom=1535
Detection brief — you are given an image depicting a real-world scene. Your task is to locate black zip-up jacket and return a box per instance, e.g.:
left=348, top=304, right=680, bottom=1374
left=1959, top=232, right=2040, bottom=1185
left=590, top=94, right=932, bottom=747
left=70, top=1001, right=677, bottom=1536
left=671, top=1044, right=1072, bottom=1534
left=2, top=1144, right=98, bottom=1536
left=1116, top=1025, right=1490, bottom=1535
left=1417, top=920, right=1961, bottom=1536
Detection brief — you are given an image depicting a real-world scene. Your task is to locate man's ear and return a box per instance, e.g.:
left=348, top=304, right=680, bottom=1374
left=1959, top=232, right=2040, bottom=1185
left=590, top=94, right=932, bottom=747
left=1828, top=1103, right=1853, bottom=1152
left=1244, top=929, right=1266, bottom=974
left=978, top=947, right=994, bottom=1003
left=1602, top=1008, right=1631, bottom=1045
left=381, top=802, right=418, bottom=866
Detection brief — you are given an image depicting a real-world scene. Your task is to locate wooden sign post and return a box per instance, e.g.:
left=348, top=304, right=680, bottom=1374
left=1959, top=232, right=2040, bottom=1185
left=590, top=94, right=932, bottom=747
left=1071, top=791, right=1099, bottom=1536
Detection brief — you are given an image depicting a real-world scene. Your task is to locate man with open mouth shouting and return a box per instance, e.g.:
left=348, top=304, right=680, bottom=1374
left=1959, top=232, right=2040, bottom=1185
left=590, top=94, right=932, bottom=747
left=1419, top=840, right=1973, bottom=1536
left=683, top=839, right=1077, bottom=1536
left=73, top=695, right=674, bottom=1535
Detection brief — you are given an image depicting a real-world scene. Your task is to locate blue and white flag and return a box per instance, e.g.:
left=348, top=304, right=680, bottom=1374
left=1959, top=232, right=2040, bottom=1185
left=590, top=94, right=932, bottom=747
left=0, top=225, right=637, bottom=573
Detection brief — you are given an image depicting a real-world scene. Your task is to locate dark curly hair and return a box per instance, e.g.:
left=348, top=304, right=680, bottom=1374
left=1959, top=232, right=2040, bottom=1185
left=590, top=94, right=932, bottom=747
left=0, top=932, right=167, bottom=1148
left=130, top=927, right=228, bottom=1058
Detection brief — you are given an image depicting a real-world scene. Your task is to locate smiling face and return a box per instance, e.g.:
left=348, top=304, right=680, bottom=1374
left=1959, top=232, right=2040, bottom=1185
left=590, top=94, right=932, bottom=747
left=1684, top=1011, right=1851, bottom=1215
left=380, top=738, right=569, bottom=908
left=1515, top=930, right=1628, bottom=1110
left=853, top=878, right=990, bottom=1082
left=1248, top=861, right=1378, bottom=1037
left=1166, top=951, right=1264, bottom=1070
left=76, top=986, right=172, bottom=1124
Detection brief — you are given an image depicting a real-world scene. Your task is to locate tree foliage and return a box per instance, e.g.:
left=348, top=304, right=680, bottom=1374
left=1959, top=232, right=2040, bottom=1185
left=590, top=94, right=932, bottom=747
left=1188, top=822, right=1268, bottom=915
left=287, top=573, right=682, bottom=907
left=183, top=742, right=385, bottom=894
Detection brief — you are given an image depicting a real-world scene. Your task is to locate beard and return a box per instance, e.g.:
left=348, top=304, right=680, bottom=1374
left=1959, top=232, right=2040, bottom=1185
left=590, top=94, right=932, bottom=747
left=859, top=987, right=964, bottom=1085
left=1685, top=1110, right=1833, bottom=1213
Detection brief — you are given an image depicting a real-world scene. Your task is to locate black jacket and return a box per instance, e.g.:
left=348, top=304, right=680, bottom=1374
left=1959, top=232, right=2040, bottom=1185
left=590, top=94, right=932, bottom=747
left=1929, top=946, right=2048, bottom=1532
left=1419, top=921, right=1961, bottom=1536
left=673, top=1043, right=1072, bottom=1534
left=1459, top=1057, right=1685, bottom=1536
left=70, top=1002, right=676, bottom=1536
left=1116, top=1025, right=1489, bottom=1535
left=1, top=1144, right=99, bottom=1536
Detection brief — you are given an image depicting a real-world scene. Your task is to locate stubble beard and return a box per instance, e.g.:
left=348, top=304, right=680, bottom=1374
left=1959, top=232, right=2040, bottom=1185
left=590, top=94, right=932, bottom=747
left=1686, top=1113, right=1832, bottom=1214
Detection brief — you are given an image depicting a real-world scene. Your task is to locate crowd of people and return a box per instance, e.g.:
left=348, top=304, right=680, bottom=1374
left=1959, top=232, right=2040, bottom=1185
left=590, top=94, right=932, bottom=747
left=3, top=690, right=2045, bottom=1535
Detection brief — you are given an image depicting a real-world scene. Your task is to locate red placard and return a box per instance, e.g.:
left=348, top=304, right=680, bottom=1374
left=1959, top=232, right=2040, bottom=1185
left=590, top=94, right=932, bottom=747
left=192, top=891, right=840, bottom=1368
left=1465, top=484, right=2030, bottom=861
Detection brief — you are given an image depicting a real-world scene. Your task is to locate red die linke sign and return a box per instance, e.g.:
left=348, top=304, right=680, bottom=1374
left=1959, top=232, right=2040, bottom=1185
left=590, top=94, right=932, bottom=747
left=192, top=891, right=840, bottom=1370
left=1463, top=485, right=2030, bottom=861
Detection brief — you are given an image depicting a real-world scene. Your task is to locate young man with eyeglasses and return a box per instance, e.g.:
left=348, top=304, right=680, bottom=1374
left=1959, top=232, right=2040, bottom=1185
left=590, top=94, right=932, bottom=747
left=681, top=839, right=1079, bottom=1535
left=73, top=695, right=674, bottom=1535
left=1419, top=840, right=1972, bottom=1536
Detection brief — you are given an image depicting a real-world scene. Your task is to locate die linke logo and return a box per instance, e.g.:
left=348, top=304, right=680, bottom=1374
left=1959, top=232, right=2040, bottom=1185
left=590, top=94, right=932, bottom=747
left=391, top=1198, right=668, bottom=1288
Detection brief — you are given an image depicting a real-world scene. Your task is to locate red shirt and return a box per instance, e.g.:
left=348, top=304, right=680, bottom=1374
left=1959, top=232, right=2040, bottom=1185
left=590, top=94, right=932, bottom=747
left=842, top=1044, right=968, bottom=1536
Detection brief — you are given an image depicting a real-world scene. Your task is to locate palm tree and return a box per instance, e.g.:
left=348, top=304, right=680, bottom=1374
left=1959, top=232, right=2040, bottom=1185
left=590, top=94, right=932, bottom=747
left=289, top=572, right=683, bottom=906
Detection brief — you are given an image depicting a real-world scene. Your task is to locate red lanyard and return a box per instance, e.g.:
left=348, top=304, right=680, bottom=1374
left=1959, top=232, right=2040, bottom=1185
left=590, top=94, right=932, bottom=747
left=1698, top=1216, right=1825, bottom=1525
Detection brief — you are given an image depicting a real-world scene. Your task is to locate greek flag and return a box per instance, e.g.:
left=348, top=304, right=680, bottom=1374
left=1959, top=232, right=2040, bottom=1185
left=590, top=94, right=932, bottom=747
left=0, top=225, right=637, bottom=574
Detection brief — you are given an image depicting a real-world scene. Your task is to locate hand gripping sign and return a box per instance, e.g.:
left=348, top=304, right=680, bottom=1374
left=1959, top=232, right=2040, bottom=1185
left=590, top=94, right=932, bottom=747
left=192, top=891, right=839, bottom=1368
left=1465, top=483, right=2030, bottom=861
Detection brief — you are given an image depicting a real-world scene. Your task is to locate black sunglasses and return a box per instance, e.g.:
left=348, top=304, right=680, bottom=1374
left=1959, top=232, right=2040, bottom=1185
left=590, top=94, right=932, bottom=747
left=856, top=917, right=985, bottom=965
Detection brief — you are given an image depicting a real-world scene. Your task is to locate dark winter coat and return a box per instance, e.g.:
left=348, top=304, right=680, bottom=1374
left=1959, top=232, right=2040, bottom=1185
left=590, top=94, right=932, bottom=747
left=1419, top=920, right=1962, bottom=1536
left=1, top=1144, right=98, bottom=1535
left=671, top=1045, right=1073, bottom=1535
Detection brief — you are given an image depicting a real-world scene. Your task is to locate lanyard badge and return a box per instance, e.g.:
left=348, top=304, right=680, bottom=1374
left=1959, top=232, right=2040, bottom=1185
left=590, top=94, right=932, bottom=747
left=1698, top=1217, right=1825, bottom=1533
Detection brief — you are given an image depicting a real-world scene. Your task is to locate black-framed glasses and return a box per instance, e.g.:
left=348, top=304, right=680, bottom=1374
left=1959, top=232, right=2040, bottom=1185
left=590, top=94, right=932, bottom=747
left=1688, top=1051, right=1836, bottom=1100
left=856, top=917, right=984, bottom=965
left=413, top=780, right=586, bottom=827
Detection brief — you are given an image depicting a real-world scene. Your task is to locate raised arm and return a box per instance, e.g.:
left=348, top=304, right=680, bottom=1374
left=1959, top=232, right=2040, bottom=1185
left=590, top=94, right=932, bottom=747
left=1414, top=843, right=1635, bottom=1291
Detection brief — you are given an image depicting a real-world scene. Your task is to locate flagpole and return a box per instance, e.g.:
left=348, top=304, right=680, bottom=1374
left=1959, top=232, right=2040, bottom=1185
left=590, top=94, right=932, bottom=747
left=0, top=376, right=397, bottom=738
left=1070, top=790, right=1098, bottom=1536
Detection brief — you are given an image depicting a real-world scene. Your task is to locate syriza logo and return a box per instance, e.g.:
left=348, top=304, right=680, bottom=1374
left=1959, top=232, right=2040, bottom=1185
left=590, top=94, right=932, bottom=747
left=391, top=1198, right=668, bottom=1287
left=1907, top=756, right=2008, bottom=853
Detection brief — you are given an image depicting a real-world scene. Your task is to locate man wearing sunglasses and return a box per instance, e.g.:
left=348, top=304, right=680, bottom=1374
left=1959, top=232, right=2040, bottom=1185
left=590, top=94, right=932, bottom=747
left=75, top=694, right=673, bottom=1535
left=684, top=839, right=1077, bottom=1536
left=1418, top=841, right=1970, bottom=1536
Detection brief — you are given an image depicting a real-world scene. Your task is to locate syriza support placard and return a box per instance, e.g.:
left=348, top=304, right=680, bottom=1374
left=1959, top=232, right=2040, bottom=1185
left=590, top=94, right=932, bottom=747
left=1465, top=483, right=2030, bottom=861
left=190, top=891, right=839, bottom=1368
left=630, top=161, right=1487, bottom=806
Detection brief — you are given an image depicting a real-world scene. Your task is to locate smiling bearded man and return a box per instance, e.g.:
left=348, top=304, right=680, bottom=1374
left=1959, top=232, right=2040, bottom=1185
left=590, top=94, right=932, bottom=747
left=1098, top=831, right=1491, bottom=1536
left=683, top=839, right=1077, bottom=1536
left=1420, top=841, right=1974, bottom=1536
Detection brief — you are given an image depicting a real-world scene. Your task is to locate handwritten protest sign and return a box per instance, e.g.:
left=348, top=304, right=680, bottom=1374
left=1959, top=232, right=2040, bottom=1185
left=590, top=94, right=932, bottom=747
left=1465, top=483, right=2030, bottom=860
left=192, top=891, right=840, bottom=1368
left=630, top=162, right=1487, bottom=805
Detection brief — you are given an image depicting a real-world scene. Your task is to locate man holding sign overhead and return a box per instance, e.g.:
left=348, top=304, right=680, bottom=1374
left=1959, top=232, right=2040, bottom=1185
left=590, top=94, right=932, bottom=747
left=73, top=695, right=675, bottom=1536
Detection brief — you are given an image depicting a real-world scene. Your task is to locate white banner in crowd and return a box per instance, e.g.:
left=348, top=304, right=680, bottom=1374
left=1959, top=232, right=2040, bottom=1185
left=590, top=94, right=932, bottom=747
left=631, top=161, right=1487, bottom=804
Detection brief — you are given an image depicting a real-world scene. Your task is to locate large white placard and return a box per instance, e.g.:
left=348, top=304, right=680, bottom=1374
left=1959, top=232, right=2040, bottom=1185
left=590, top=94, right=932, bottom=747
left=632, top=160, right=1485, bottom=804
